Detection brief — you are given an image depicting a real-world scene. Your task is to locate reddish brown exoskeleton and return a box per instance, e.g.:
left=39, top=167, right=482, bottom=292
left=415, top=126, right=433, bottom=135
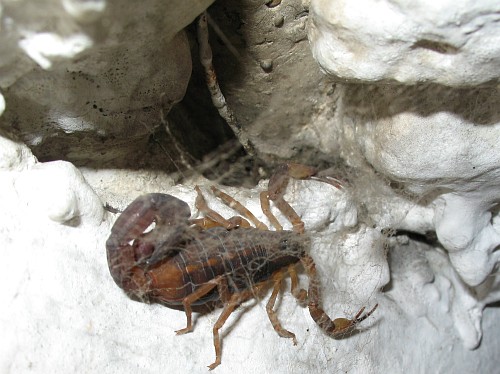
left=106, top=163, right=378, bottom=370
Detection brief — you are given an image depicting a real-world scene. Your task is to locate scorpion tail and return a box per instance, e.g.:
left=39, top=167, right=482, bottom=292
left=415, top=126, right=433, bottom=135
left=300, top=254, right=378, bottom=337
left=106, top=193, right=190, bottom=294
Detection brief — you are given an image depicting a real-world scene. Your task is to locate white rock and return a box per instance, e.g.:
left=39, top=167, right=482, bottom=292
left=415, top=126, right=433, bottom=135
left=14, top=160, right=104, bottom=226
left=434, top=191, right=500, bottom=287
left=322, top=84, right=500, bottom=290
left=19, top=32, right=93, bottom=70
left=0, top=135, right=37, bottom=171
left=304, top=81, right=500, bottom=352
left=309, top=0, right=500, bottom=85
left=0, top=92, right=5, bottom=116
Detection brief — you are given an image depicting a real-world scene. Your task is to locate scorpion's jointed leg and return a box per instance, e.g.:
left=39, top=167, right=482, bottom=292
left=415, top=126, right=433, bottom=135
left=195, top=186, right=235, bottom=229
left=208, top=294, right=240, bottom=370
left=260, top=189, right=303, bottom=233
left=260, top=191, right=283, bottom=231
left=262, top=164, right=377, bottom=336
left=262, top=163, right=346, bottom=234
left=262, top=163, right=321, bottom=234
left=210, top=186, right=268, bottom=230
left=266, top=269, right=298, bottom=345
left=288, top=264, right=307, bottom=304
left=195, top=186, right=253, bottom=230
left=208, top=280, right=269, bottom=371
left=175, top=278, right=221, bottom=335
left=301, top=254, right=378, bottom=337
left=195, top=186, right=252, bottom=229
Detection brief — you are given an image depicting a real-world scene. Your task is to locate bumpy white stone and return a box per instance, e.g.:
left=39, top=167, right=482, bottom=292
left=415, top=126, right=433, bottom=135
left=0, top=92, right=5, bottom=116
left=434, top=191, right=500, bottom=288
left=15, top=160, right=104, bottom=226
left=330, top=85, right=500, bottom=291
left=308, top=82, right=500, bottom=350
left=309, top=0, right=500, bottom=85
left=0, top=135, right=37, bottom=171
left=0, top=137, right=103, bottom=225
left=19, top=32, right=94, bottom=70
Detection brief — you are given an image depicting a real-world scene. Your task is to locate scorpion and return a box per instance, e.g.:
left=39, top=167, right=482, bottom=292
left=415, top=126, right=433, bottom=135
left=106, top=163, right=378, bottom=370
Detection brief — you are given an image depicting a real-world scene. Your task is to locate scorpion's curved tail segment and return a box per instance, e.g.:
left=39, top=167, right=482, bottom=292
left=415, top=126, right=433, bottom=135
left=301, top=254, right=378, bottom=337
left=106, top=193, right=191, bottom=293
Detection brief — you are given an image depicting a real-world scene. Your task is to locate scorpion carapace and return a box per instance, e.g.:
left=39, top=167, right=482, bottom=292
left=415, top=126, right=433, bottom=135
left=106, top=163, right=378, bottom=370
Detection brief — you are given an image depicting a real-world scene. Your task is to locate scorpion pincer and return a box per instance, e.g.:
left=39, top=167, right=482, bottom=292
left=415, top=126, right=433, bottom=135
left=106, top=163, right=378, bottom=370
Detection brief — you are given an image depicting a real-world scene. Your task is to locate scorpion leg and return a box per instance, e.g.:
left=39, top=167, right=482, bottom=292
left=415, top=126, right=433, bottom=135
left=260, top=191, right=283, bottom=231
left=202, top=187, right=307, bottom=345
left=260, top=189, right=303, bottom=233
left=195, top=186, right=253, bottom=229
left=176, top=278, right=220, bottom=335
left=301, top=254, right=378, bottom=337
left=208, top=293, right=240, bottom=370
left=261, top=163, right=320, bottom=234
left=263, top=164, right=377, bottom=335
left=288, top=264, right=307, bottom=304
left=266, top=269, right=298, bottom=345
left=191, top=216, right=251, bottom=230
left=262, top=163, right=345, bottom=234
left=210, top=186, right=268, bottom=230
left=196, top=185, right=308, bottom=359
left=195, top=186, right=236, bottom=229
left=209, top=281, right=269, bottom=370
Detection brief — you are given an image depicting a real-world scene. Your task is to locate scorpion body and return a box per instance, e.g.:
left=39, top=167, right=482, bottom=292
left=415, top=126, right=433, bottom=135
left=106, top=164, right=378, bottom=370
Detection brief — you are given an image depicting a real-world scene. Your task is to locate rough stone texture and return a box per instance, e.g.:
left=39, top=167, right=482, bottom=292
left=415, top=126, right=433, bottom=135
left=309, top=0, right=500, bottom=86
left=207, top=0, right=332, bottom=161
left=0, top=0, right=213, bottom=83
left=1, top=0, right=500, bottom=373
left=0, top=0, right=213, bottom=167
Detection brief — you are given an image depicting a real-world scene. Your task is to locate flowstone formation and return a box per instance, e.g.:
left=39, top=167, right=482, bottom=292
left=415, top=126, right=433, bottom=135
left=308, top=0, right=500, bottom=350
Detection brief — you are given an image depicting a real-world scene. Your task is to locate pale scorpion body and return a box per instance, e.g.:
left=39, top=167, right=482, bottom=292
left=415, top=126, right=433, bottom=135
left=106, top=163, right=378, bottom=370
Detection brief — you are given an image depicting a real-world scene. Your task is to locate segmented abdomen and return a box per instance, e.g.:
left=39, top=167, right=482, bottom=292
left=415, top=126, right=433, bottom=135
left=150, top=227, right=305, bottom=305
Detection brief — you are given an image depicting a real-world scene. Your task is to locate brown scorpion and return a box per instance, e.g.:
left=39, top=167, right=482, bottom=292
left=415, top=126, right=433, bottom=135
left=106, top=163, right=378, bottom=370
